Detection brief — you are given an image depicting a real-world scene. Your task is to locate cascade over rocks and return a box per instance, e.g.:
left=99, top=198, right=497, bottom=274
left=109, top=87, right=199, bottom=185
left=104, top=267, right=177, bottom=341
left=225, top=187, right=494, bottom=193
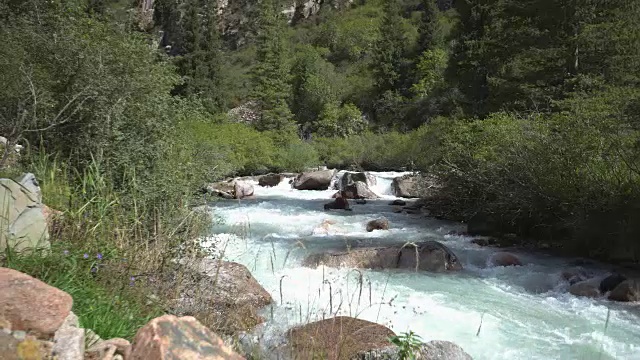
left=339, top=172, right=377, bottom=191
left=344, top=181, right=379, bottom=199
left=304, top=241, right=462, bottom=272
left=293, top=169, right=336, bottom=190
left=287, top=316, right=395, bottom=360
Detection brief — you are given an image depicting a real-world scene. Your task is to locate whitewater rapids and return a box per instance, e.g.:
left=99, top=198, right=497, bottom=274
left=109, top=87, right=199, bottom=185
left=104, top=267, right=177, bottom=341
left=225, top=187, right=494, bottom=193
left=203, top=171, right=640, bottom=359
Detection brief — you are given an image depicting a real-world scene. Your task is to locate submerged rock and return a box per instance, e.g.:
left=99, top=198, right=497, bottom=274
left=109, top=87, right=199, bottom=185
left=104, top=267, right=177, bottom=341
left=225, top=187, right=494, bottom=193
left=287, top=316, right=395, bottom=360
left=324, top=193, right=351, bottom=211
left=608, top=279, right=640, bottom=302
left=569, top=277, right=602, bottom=298
left=560, top=267, right=591, bottom=285
left=130, top=315, right=244, bottom=360
left=293, top=169, right=336, bottom=190
left=599, top=273, right=627, bottom=294
left=304, top=241, right=462, bottom=272
left=488, top=252, right=522, bottom=267
left=366, top=219, right=389, bottom=232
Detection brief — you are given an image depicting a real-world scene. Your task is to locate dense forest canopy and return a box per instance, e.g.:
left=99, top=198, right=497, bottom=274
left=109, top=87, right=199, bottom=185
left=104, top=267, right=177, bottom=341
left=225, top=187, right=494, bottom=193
left=1, top=0, right=640, bottom=261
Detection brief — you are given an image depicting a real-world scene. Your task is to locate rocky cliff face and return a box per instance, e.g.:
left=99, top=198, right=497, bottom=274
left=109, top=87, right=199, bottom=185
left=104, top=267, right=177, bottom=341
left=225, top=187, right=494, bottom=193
left=149, top=0, right=354, bottom=50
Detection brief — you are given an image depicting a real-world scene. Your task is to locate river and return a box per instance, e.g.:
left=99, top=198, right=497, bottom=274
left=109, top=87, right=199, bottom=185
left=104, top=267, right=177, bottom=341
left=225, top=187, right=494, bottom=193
left=204, top=171, right=640, bottom=359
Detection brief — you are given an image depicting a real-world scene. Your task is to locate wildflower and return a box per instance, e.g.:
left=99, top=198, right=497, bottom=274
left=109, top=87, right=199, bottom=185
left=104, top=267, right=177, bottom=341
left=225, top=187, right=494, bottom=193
left=91, top=266, right=97, bottom=273
left=83, top=253, right=89, bottom=259
left=96, top=253, right=103, bottom=260
left=63, top=250, right=69, bottom=255
left=129, top=276, right=136, bottom=287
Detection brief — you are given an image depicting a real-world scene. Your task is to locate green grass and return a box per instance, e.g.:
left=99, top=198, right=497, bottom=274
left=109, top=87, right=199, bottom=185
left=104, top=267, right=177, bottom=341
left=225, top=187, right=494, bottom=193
left=2, top=242, right=162, bottom=340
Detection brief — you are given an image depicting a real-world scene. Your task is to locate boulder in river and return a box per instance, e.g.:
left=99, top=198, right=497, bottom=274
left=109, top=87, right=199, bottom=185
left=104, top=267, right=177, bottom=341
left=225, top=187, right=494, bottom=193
left=293, top=169, right=336, bottom=190
left=391, top=174, right=419, bottom=198
left=569, top=277, right=602, bottom=298
left=339, top=172, right=376, bottom=191
left=608, top=279, right=640, bottom=302
left=560, top=267, right=591, bottom=285
left=599, top=273, right=627, bottom=294
left=205, top=181, right=235, bottom=199
left=207, top=180, right=254, bottom=200
left=389, top=200, right=406, bottom=206
left=233, top=181, right=254, bottom=199
left=488, top=252, right=522, bottom=267
left=304, top=241, right=463, bottom=272
left=344, top=181, right=379, bottom=199
left=366, top=219, right=389, bottom=232
left=258, top=173, right=285, bottom=187
left=287, top=316, right=395, bottom=360
left=324, top=192, right=352, bottom=211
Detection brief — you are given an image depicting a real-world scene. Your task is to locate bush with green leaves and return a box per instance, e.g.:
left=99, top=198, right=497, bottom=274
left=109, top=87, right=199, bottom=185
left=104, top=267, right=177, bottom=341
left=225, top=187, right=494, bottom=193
left=389, top=330, right=423, bottom=360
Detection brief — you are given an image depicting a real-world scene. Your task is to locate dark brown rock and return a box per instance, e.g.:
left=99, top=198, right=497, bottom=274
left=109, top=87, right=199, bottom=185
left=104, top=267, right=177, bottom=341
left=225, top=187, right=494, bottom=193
left=287, top=316, right=395, bottom=360
left=324, top=194, right=351, bottom=211
left=130, top=315, right=244, bottom=360
left=389, top=200, right=406, bottom=206
left=304, top=241, right=463, bottom=272
left=366, top=219, right=389, bottom=232
left=599, top=274, right=627, bottom=294
left=258, top=174, right=284, bottom=187
left=0, top=267, right=72, bottom=337
left=488, top=252, right=522, bottom=267
left=608, top=279, right=640, bottom=302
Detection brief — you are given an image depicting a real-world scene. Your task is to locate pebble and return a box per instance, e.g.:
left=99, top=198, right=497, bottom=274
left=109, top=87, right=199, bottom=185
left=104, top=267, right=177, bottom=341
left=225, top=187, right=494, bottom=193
left=12, top=330, right=26, bottom=340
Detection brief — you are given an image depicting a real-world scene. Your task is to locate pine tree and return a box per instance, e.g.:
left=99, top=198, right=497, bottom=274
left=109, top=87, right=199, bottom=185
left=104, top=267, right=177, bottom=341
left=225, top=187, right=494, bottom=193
left=372, top=0, right=407, bottom=95
left=251, top=0, right=296, bottom=134
left=198, top=1, right=226, bottom=112
left=417, top=0, right=442, bottom=54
